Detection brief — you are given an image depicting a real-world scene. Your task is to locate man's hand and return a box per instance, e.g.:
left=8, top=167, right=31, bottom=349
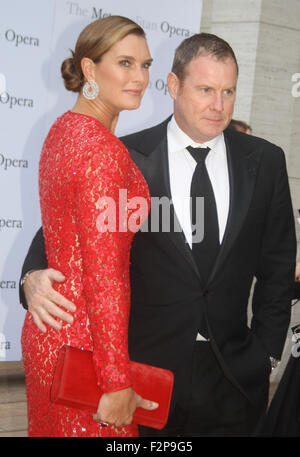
left=93, top=387, right=159, bottom=428
left=24, top=269, right=76, bottom=333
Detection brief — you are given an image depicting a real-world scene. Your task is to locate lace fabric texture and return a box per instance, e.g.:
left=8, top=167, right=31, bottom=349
left=21, top=111, right=150, bottom=437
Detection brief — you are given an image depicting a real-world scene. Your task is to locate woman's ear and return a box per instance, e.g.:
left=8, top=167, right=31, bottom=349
left=81, top=57, right=96, bottom=82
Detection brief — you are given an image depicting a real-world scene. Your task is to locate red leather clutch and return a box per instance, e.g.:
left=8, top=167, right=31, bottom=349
left=50, top=345, right=174, bottom=430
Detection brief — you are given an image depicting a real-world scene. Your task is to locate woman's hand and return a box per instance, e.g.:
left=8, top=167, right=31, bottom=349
left=93, top=386, right=158, bottom=428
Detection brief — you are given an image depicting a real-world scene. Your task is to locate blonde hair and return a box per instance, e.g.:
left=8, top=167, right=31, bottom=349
left=61, top=16, right=145, bottom=92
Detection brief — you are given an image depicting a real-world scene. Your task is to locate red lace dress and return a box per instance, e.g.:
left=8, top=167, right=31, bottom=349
left=21, top=111, right=150, bottom=437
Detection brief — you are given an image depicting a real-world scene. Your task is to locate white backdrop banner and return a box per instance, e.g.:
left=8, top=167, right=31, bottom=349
left=0, top=0, right=203, bottom=361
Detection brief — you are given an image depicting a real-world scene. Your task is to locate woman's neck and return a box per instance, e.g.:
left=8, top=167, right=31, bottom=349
left=72, top=95, right=119, bottom=134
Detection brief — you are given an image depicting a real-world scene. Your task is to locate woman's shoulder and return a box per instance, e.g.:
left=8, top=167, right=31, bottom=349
left=54, top=111, right=108, bottom=137
left=50, top=111, right=125, bottom=152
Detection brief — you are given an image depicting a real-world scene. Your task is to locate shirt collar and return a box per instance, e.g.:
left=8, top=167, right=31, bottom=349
left=167, top=115, right=224, bottom=154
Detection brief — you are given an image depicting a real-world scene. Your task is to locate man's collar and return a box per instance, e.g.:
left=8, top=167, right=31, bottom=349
left=167, top=115, right=224, bottom=153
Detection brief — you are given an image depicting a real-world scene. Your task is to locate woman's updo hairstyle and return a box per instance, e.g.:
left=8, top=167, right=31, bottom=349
left=61, top=15, right=146, bottom=93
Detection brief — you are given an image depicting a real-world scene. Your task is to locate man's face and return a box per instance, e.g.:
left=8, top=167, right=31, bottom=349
left=168, top=54, right=238, bottom=143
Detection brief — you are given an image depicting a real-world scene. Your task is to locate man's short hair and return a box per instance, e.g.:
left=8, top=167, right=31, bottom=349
left=171, top=33, right=238, bottom=82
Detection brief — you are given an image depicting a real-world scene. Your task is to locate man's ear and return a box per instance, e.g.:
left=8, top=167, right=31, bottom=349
left=80, top=57, right=96, bottom=82
left=167, top=72, right=180, bottom=100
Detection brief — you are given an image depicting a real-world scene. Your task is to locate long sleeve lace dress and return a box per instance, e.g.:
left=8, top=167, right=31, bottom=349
left=21, top=111, right=150, bottom=437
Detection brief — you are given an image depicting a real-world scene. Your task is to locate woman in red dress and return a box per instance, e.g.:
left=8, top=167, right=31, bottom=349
left=21, top=16, right=155, bottom=437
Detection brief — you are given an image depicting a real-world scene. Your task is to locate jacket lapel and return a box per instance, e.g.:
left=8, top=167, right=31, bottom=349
left=208, top=129, right=262, bottom=284
left=148, top=135, right=201, bottom=279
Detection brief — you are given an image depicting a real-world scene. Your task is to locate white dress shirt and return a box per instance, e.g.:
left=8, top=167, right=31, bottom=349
left=167, top=116, right=230, bottom=341
left=167, top=116, right=230, bottom=248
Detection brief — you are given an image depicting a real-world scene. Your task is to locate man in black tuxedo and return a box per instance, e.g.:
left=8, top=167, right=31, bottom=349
left=19, top=33, right=296, bottom=436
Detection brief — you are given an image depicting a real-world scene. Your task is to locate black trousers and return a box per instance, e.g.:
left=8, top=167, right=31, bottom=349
left=139, top=342, right=263, bottom=437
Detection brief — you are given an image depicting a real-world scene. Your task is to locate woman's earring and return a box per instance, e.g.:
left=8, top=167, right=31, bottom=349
left=82, top=80, right=99, bottom=100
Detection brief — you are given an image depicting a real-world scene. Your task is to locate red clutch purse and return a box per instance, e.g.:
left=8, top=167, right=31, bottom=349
left=50, top=345, right=174, bottom=430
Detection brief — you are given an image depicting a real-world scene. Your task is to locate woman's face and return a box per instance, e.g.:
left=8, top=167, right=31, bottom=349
left=93, top=33, right=152, bottom=113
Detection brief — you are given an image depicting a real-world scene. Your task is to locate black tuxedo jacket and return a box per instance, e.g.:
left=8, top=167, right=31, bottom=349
left=20, top=117, right=296, bottom=410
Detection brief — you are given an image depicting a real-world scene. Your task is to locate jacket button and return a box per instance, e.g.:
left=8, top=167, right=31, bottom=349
left=203, top=290, right=209, bottom=297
